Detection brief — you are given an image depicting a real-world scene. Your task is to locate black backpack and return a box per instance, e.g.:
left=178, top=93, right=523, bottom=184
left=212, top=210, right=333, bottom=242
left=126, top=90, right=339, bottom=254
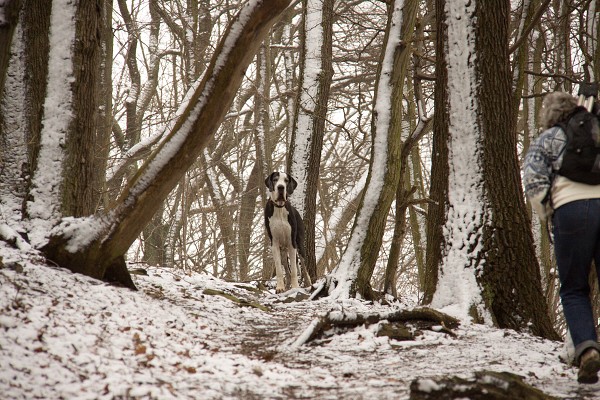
left=556, top=106, right=600, bottom=184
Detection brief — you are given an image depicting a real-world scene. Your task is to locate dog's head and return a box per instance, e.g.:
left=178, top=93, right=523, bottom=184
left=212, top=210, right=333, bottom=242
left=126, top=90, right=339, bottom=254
left=265, top=172, right=297, bottom=206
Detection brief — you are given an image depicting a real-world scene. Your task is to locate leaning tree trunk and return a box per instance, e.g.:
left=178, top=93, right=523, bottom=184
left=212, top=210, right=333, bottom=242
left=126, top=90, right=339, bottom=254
left=320, top=0, right=417, bottom=300
left=40, top=0, right=293, bottom=288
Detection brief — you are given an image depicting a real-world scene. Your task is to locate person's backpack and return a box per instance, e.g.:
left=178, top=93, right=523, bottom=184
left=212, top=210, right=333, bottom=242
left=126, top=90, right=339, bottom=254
left=556, top=106, right=600, bottom=184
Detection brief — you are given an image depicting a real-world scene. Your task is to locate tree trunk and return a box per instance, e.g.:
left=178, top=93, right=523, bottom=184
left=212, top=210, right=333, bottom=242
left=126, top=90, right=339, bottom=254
left=21, top=0, right=51, bottom=217
left=0, top=0, right=27, bottom=219
left=325, top=0, right=418, bottom=300
left=422, top=0, right=449, bottom=304
left=383, top=176, right=413, bottom=297
left=0, top=0, right=21, bottom=97
left=429, top=0, right=558, bottom=340
left=95, top=0, right=114, bottom=211
left=62, top=0, right=101, bottom=217
left=288, top=0, right=334, bottom=283
left=237, top=163, right=261, bottom=281
left=475, top=0, right=557, bottom=339
left=142, top=202, right=168, bottom=266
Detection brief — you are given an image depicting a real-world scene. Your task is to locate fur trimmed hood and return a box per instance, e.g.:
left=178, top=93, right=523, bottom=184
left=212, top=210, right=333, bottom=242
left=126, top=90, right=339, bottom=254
left=540, top=91, right=578, bottom=129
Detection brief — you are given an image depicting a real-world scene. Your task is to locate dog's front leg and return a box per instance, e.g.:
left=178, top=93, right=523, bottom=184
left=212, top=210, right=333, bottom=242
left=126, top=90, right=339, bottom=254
left=272, top=244, right=286, bottom=293
left=289, top=247, right=299, bottom=289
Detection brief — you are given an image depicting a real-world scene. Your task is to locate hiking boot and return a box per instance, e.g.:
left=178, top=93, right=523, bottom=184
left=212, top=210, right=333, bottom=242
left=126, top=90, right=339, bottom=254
left=578, top=348, right=600, bottom=384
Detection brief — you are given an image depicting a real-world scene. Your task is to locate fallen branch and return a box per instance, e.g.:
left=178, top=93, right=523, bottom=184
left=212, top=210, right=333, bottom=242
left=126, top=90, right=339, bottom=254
left=292, top=306, right=459, bottom=347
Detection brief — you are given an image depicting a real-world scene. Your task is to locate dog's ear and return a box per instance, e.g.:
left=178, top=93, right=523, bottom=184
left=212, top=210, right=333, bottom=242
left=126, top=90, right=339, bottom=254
left=265, top=172, right=276, bottom=191
left=287, top=174, right=297, bottom=195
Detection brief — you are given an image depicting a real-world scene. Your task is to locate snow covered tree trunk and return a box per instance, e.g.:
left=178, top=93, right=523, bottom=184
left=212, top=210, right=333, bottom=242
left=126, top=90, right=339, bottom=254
left=429, top=0, right=558, bottom=339
left=95, top=0, right=114, bottom=211
left=322, top=0, right=417, bottom=300
left=63, top=0, right=102, bottom=217
left=26, top=0, right=101, bottom=236
left=288, top=0, right=334, bottom=283
left=429, top=0, right=487, bottom=320
left=422, top=0, right=449, bottom=305
left=40, top=0, right=292, bottom=287
left=0, top=1, right=27, bottom=226
left=0, top=0, right=20, bottom=97
left=19, top=0, right=51, bottom=217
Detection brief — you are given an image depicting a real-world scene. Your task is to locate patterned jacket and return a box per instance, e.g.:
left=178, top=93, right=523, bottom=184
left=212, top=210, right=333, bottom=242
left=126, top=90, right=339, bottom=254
left=523, top=126, right=600, bottom=220
left=522, top=127, right=567, bottom=219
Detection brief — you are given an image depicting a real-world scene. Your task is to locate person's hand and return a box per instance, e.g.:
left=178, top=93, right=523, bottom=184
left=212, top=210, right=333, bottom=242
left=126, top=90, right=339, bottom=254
left=529, top=191, right=552, bottom=221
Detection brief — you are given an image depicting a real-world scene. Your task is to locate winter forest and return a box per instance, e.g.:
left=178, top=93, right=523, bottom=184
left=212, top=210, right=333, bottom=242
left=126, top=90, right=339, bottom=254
left=1, top=0, right=600, bottom=398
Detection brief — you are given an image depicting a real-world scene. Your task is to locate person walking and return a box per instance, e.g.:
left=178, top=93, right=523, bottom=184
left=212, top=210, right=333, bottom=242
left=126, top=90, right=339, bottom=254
left=523, top=90, right=600, bottom=384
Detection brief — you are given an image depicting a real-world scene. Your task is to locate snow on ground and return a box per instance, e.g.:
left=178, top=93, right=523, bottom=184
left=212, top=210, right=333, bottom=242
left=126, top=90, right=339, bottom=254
left=0, top=249, right=598, bottom=399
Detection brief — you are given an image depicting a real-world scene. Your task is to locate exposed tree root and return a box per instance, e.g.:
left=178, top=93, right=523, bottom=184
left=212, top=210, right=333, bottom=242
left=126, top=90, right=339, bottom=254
left=293, top=306, right=459, bottom=347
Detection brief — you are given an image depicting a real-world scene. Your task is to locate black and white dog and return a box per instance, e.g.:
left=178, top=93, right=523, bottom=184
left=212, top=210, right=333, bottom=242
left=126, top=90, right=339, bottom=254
left=264, top=172, right=306, bottom=293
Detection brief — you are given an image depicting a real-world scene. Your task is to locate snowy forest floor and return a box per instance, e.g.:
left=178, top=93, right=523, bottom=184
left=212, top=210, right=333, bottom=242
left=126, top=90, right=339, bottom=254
left=0, top=244, right=599, bottom=399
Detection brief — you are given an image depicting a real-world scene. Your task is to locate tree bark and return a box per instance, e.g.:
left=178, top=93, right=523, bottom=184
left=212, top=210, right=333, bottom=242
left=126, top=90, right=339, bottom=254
left=422, top=0, right=449, bottom=304
left=474, top=0, right=558, bottom=339
left=288, top=0, right=335, bottom=283
left=21, top=0, right=51, bottom=217
left=0, top=0, right=21, bottom=97
left=62, top=0, right=101, bottom=218
left=427, top=0, right=558, bottom=339
left=355, top=0, right=417, bottom=299
left=95, top=0, right=114, bottom=211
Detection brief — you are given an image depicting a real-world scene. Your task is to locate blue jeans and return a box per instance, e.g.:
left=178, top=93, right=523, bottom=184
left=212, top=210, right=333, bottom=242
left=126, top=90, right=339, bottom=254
left=552, top=199, right=600, bottom=361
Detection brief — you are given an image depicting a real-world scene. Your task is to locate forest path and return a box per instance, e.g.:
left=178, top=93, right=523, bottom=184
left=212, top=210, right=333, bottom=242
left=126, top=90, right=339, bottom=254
left=206, top=284, right=593, bottom=400
left=209, top=285, right=434, bottom=399
left=133, top=270, right=590, bottom=400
